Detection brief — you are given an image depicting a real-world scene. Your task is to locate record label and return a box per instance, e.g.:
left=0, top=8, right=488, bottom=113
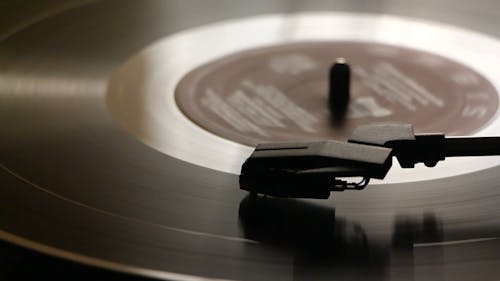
left=175, top=41, right=498, bottom=145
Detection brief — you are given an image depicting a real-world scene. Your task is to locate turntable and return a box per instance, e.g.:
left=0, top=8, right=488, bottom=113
left=1, top=1, right=500, bottom=280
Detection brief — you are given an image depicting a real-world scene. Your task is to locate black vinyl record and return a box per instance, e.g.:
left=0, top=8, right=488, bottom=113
left=1, top=1, right=500, bottom=280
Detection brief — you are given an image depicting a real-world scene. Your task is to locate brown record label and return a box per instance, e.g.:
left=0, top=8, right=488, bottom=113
left=175, top=41, right=498, bottom=146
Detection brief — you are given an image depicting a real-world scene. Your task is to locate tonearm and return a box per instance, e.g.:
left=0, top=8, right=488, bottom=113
left=240, top=124, right=500, bottom=199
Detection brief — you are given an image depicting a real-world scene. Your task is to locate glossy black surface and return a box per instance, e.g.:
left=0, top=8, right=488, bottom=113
left=1, top=1, right=500, bottom=280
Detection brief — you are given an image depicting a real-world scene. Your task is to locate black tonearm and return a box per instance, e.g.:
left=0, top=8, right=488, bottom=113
left=239, top=124, right=500, bottom=199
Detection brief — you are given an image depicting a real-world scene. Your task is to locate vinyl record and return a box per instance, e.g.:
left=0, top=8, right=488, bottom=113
left=1, top=1, right=500, bottom=280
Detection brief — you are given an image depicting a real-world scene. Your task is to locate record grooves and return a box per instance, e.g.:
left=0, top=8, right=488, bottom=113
left=2, top=1, right=500, bottom=280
